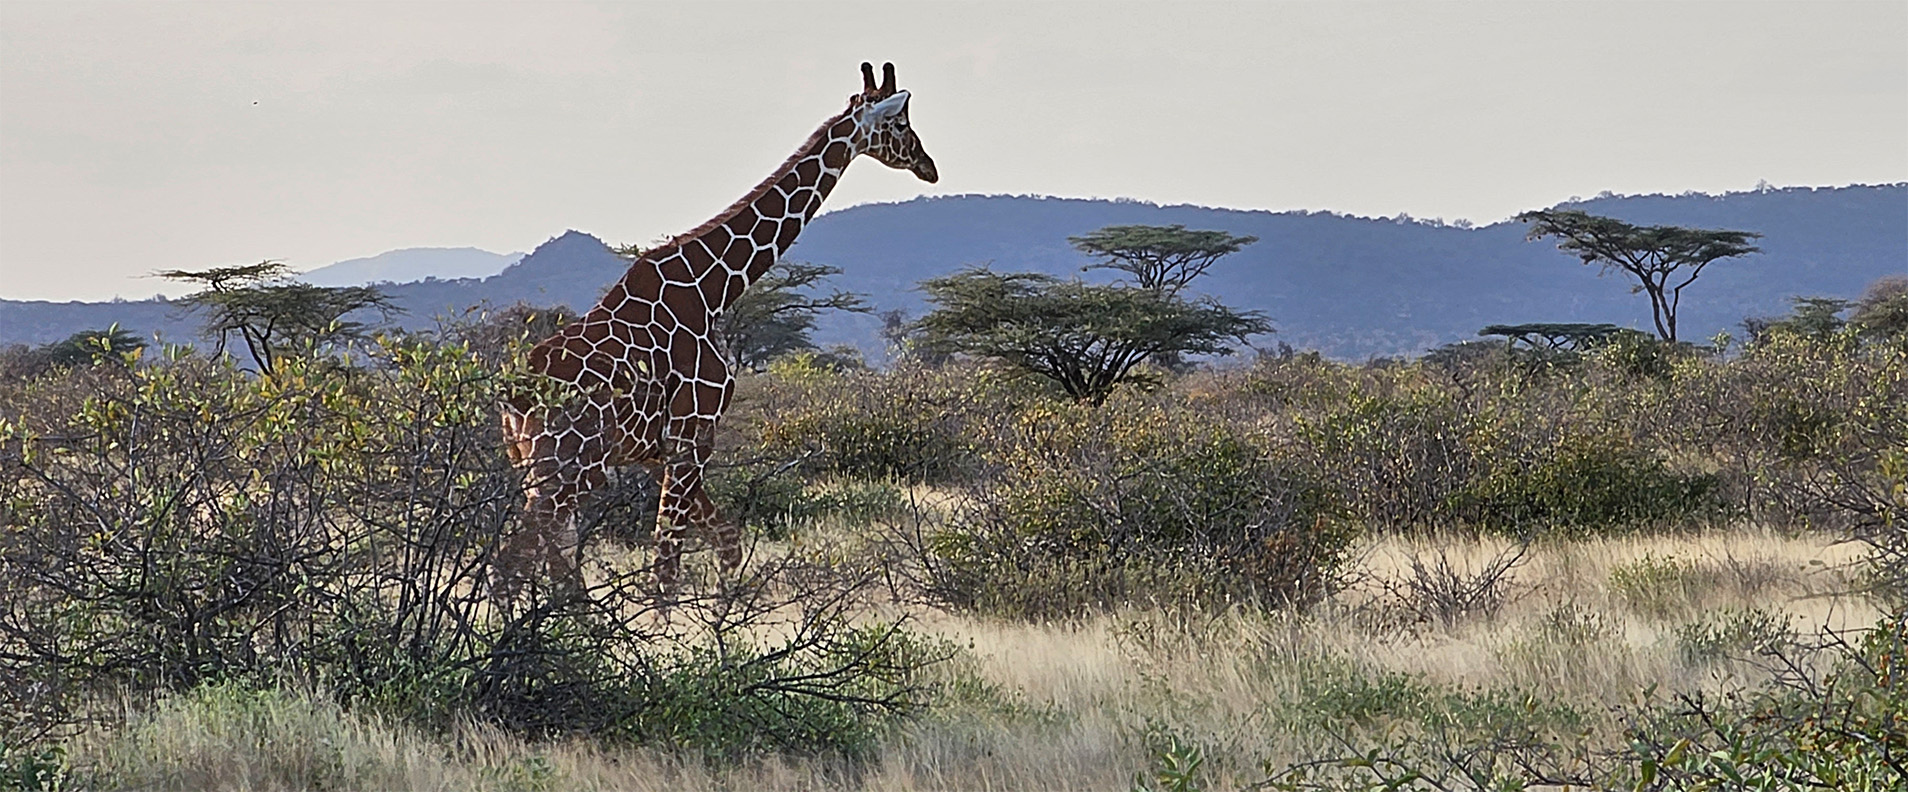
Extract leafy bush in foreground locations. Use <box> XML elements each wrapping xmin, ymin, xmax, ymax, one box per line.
<box><xmin>0</xmin><ymin>338</ymin><xmax>936</xmax><ymax>761</ymax></box>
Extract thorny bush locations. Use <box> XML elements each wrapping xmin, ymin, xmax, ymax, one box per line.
<box><xmin>0</xmin><ymin>333</ymin><xmax>939</xmax><ymax>762</ymax></box>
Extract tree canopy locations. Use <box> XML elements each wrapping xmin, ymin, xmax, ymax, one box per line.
<box><xmin>1850</xmin><ymin>275</ymin><xmax>1908</xmax><ymax>341</ymax></box>
<box><xmin>718</xmin><ymin>262</ymin><xmax>868</xmax><ymax>371</ymax></box>
<box><xmin>1478</xmin><ymin>323</ymin><xmax>1649</xmax><ymax>352</ymax></box>
<box><xmin>43</xmin><ymin>325</ymin><xmax>148</xmax><ymax>368</ymax></box>
<box><xmin>1516</xmin><ymin>210</ymin><xmax>1760</xmax><ymax>343</ymax></box>
<box><xmin>159</xmin><ymin>260</ymin><xmax>398</xmax><ymax>375</ymax></box>
<box><xmin>912</xmin><ymin>269</ymin><xmax>1270</xmax><ymax>404</ymax></box>
<box><xmin>1067</xmin><ymin>224</ymin><xmax>1259</xmax><ymax>296</ymax></box>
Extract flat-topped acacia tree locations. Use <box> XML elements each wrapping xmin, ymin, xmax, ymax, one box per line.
<box><xmin>158</xmin><ymin>260</ymin><xmax>398</xmax><ymax>376</ymax></box>
<box><xmin>913</xmin><ymin>268</ymin><xmax>1269</xmax><ymax>405</ymax></box>
<box><xmin>1067</xmin><ymin>224</ymin><xmax>1259</xmax><ymax>297</ymax></box>
<box><xmin>1516</xmin><ymin>209</ymin><xmax>1761</xmax><ymax>344</ymax></box>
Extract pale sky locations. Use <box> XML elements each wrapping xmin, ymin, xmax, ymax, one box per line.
<box><xmin>1</xmin><ymin>0</ymin><xmax>1903</xmax><ymax>302</ymax></box>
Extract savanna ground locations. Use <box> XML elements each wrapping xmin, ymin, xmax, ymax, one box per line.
<box><xmin>2</xmin><ymin>322</ymin><xmax>1903</xmax><ymax>791</ymax></box>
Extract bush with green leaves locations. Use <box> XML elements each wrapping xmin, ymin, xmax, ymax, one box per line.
<box><xmin>1448</xmin><ymin>433</ymin><xmax>1723</xmax><ymax>536</ymax></box>
<box><xmin>0</xmin><ymin>335</ymin><xmax>938</xmax><ymax>762</ymax></box>
<box><xmin>741</xmin><ymin>359</ymin><xmax>1023</xmax><ymax>483</ymax></box>
<box><xmin>1607</xmin><ymin>554</ymin><xmax>1710</xmax><ymax>619</ymax></box>
<box><xmin>1233</xmin><ymin>353</ymin><xmax>1723</xmax><ymax>537</ymax></box>
<box><xmin>1672</xmin><ymin>607</ymin><xmax>1792</xmax><ymax>664</ymax></box>
<box><xmin>923</xmin><ymin>396</ymin><xmax>1349</xmax><ymax>618</ymax></box>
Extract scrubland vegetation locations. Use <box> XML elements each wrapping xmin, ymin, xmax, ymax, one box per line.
<box><xmin>1</xmin><ymin>307</ymin><xmax>1901</xmax><ymax>791</ymax></box>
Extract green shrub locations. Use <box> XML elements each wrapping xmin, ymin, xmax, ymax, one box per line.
<box><xmin>1608</xmin><ymin>554</ymin><xmax>1710</xmax><ymax>618</ymax></box>
<box><xmin>746</xmin><ymin>363</ymin><xmax>999</xmax><ymax>483</ymax></box>
<box><xmin>1132</xmin><ymin>721</ymin><xmax>1209</xmax><ymax>792</ymax></box>
<box><xmin>0</xmin><ymin>742</ymin><xmax>64</xmax><ymax>792</ymax></box>
<box><xmin>1673</xmin><ymin>607</ymin><xmax>1792</xmax><ymax>663</ymax></box>
<box><xmin>0</xmin><ymin>337</ymin><xmax>937</xmax><ymax>759</ymax></box>
<box><xmin>708</xmin><ymin>466</ymin><xmax>906</xmax><ymax>541</ymax></box>
<box><xmin>1280</xmin><ymin>380</ymin><xmax>1479</xmax><ymax>531</ymax></box>
<box><xmin>1289</xmin><ymin>655</ymin><xmax>1584</xmax><ymax>737</ymax></box>
<box><xmin>1449</xmin><ymin>434</ymin><xmax>1722</xmax><ymax>536</ymax></box>
<box><xmin>1589</xmin><ymin>330</ymin><xmax>1682</xmax><ymax>380</ymax></box>
<box><xmin>615</xmin><ymin>624</ymin><xmax>939</xmax><ymax>759</ymax></box>
<box><xmin>925</xmin><ymin>398</ymin><xmax>1349</xmax><ymax>618</ymax></box>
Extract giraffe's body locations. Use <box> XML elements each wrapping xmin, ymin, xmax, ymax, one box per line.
<box><xmin>496</xmin><ymin>63</ymin><xmax>936</xmax><ymax>593</ymax></box>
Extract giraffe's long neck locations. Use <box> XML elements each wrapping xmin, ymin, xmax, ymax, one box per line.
<box><xmin>611</xmin><ymin>103</ymin><xmax>864</xmax><ymax>318</ymax></box>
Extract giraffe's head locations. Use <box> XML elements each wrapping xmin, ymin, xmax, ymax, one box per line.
<box><xmin>854</xmin><ymin>62</ymin><xmax>938</xmax><ymax>183</ymax></box>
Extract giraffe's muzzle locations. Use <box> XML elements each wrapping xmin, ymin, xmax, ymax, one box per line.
<box><xmin>912</xmin><ymin>154</ymin><xmax>939</xmax><ymax>184</ymax></box>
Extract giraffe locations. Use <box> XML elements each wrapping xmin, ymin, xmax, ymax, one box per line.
<box><xmin>494</xmin><ymin>62</ymin><xmax>937</xmax><ymax>596</ymax></box>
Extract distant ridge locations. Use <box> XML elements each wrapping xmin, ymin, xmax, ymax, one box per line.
<box><xmin>788</xmin><ymin>183</ymin><xmax>1907</xmax><ymax>358</ymax></box>
<box><xmin>299</xmin><ymin>247</ymin><xmax>523</xmax><ymax>287</ymax></box>
<box><xmin>3</xmin><ymin>185</ymin><xmax>1902</xmax><ymax>359</ymax></box>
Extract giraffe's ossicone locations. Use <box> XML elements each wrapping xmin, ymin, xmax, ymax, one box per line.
<box><xmin>494</xmin><ymin>62</ymin><xmax>937</xmax><ymax>597</ymax></box>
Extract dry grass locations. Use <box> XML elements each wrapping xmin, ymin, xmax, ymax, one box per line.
<box><xmin>61</xmin><ymin>528</ymin><xmax>1877</xmax><ymax>791</ymax></box>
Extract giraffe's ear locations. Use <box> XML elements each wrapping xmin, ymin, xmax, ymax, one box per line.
<box><xmin>866</xmin><ymin>90</ymin><xmax>909</xmax><ymax>121</ymax></box>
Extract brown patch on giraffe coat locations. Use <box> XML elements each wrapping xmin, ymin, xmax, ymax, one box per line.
<box><xmin>754</xmin><ymin>189</ymin><xmax>786</xmax><ymax>217</ymax></box>
<box><xmin>657</xmin><ymin>254</ymin><xmax>693</xmax><ymax>282</ymax></box>
<box><xmin>723</xmin><ymin>212</ymin><xmax>754</xmax><ymax>239</ymax></box>
<box><xmin>660</xmin><ymin>286</ymin><xmax>706</xmax><ymax>332</ymax></box>
<box><xmin>666</xmin><ymin>332</ymin><xmax>700</xmax><ymax>371</ymax></box>
<box><xmin>622</xmin><ymin>263</ymin><xmax>664</xmax><ymax>300</ymax></box>
<box><xmin>822</xmin><ymin>141</ymin><xmax>850</xmax><ymax>170</ymax></box>
<box><xmin>775</xmin><ymin>217</ymin><xmax>802</xmax><ymax>248</ymax></box>
<box><xmin>692</xmin><ymin>382</ymin><xmax>725</xmax><ymax>415</ymax></box>
<box><xmin>601</xmin><ymin>282</ymin><xmax>630</xmax><ymax>309</ymax></box>
<box><xmin>683</xmin><ymin>242</ymin><xmax>715</xmax><ymax>271</ymax></box>
<box><xmin>529</xmin><ymin>334</ymin><xmax>589</xmax><ymax>380</ymax></box>
<box><xmin>748</xmin><ymin>248</ymin><xmax>777</xmax><ymax>278</ymax></box>
<box><xmin>750</xmin><ymin>218</ymin><xmax>778</xmax><ymax>246</ymax></box>
<box><xmin>720</xmin><ymin>239</ymin><xmax>752</xmax><ymax>268</ymax></box>
<box><xmin>795</xmin><ymin>158</ymin><xmax>821</xmax><ymax>183</ymax></box>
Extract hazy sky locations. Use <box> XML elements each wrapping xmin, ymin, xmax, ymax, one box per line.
<box><xmin>2</xmin><ymin>1</ymin><xmax>1903</xmax><ymax>301</ymax></box>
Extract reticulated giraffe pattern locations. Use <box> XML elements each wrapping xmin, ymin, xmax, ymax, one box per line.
<box><xmin>495</xmin><ymin>63</ymin><xmax>937</xmax><ymax>594</ymax></box>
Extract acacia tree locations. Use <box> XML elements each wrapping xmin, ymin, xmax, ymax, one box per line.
<box><xmin>42</xmin><ymin>325</ymin><xmax>148</xmax><ymax>368</ymax></box>
<box><xmin>913</xmin><ymin>269</ymin><xmax>1269</xmax><ymax>404</ymax></box>
<box><xmin>159</xmin><ymin>261</ymin><xmax>398</xmax><ymax>375</ymax></box>
<box><xmin>1478</xmin><ymin>323</ymin><xmax>1646</xmax><ymax>353</ymax></box>
<box><xmin>1067</xmin><ymin>224</ymin><xmax>1258</xmax><ymax>296</ymax></box>
<box><xmin>718</xmin><ymin>262</ymin><xmax>868</xmax><ymax>371</ymax></box>
<box><xmin>1850</xmin><ymin>275</ymin><xmax>1908</xmax><ymax>341</ymax></box>
<box><xmin>1516</xmin><ymin>210</ymin><xmax>1760</xmax><ymax>343</ymax></box>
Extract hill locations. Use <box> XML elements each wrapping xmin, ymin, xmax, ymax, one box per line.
<box><xmin>298</xmin><ymin>247</ymin><xmax>523</xmax><ymax>287</ymax></box>
<box><xmin>2</xmin><ymin>185</ymin><xmax>1902</xmax><ymax>359</ymax></box>
<box><xmin>788</xmin><ymin>184</ymin><xmax>1906</xmax><ymax>358</ymax></box>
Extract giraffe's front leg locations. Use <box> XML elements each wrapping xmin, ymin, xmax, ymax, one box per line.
<box><xmin>494</xmin><ymin>399</ymin><xmax>609</xmax><ymax>599</ymax></box>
